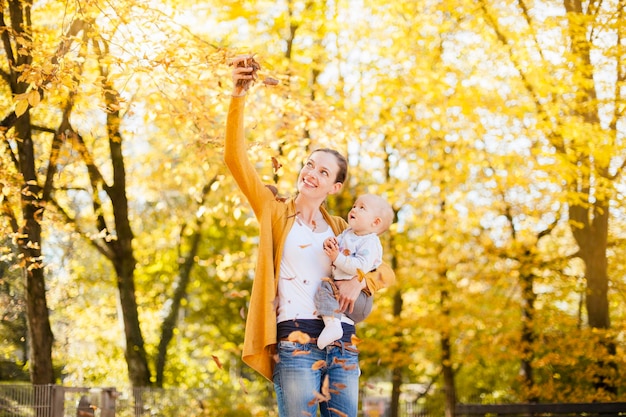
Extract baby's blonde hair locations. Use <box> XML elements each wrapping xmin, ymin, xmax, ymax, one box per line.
<box><xmin>362</xmin><ymin>194</ymin><xmax>394</xmax><ymax>235</ymax></box>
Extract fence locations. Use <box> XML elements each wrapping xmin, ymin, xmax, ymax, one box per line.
<box><xmin>20</xmin><ymin>385</ymin><xmax>626</xmax><ymax>417</ymax></box>
<box><xmin>0</xmin><ymin>385</ymin><xmax>216</xmax><ymax>417</ymax></box>
<box><xmin>0</xmin><ymin>385</ymin><xmax>116</xmax><ymax>417</ymax></box>
<box><xmin>0</xmin><ymin>384</ymin><xmax>433</xmax><ymax>417</ymax></box>
<box><xmin>456</xmin><ymin>402</ymin><xmax>626</xmax><ymax>416</ymax></box>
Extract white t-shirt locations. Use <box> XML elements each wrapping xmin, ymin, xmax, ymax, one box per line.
<box><xmin>277</xmin><ymin>219</ymin><xmax>333</xmax><ymax>323</ymax></box>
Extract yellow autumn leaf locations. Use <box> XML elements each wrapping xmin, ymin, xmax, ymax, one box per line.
<box><xmin>15</xmin><ymin>99</ymin><xmax>29</xmax><ymax>117</ymax></box>
<box><xmin>28</xmin><ymin>89</ymin><xmax>40</xmax><ymax>107</ymax></box>
<box><xmin>287</xmin><ymin>331</ymin><xmax>311</xmax><ymax>344</ymax></box>
<box><xmin>311</xmin><ymin>359</ymin><xmax>326</xmax><ymax>370</ymax></box>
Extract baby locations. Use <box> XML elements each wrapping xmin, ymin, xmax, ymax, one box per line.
<box><xmin>315</xmin><ymin>193</ymin><xmax>394</xmax><ymax>349</ymax></box>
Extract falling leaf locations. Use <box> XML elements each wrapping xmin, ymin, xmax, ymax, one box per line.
<box><xmin>271</xmin><ymin>156</ymin><xmax>282</xmax><ymax>172</ymax></box>
<box><xmin>333</xmin><ymin>357</ymin><xmax>357</xmax><ymax>370</ymax></box>
<box><xmin>311</xmin><ymin>360</ymin><xmax>326</xmax><ymax>370</ymax></box>
<box><xmin>332</xmin><ymin>382</ymin><xmax>347</xmax><ymax>391</ymax></box>
<box><xmin>211</xmin><ymin>355</ymin><xmax>222</xmax><ymax>369</ymax></box>
<box><xmin>351</xmin><ymin>334</ymin><xmax>362</xmax><ymax>346</ymax></box>
<box><xmin>238</xmin><ymin>378</ymin><xmax>248</xmax><ymax>394</ymax></box>
<box><xmin>263</xmin><ymin>77</ymin><xmax>279</xmax><ymax>85</ymax></box>
<box><xmin>342</xmin><ymin>249</ymin><xmax>351</xmax><ymax>256</ymax></box>
<box><xmin>309</xmin><ymin>380</ymin><xmax>331</xmax><ymax>406</ymax></box>
<box><xmin>327</xmin><ymin>407</ymin><xmax>348</xmax><ymax>417</ymax></box>
<box><xmin>299</xmin><ymin>243</ymin><xmax>312</xmax><ymax>249</ymax></box>
<box><xmin>333</xmin><ymin>358</ymin><xmax>346</xmax><ymax>366</ymax></box>
<box><xmin>293</xmin><ymin>350</ymin><xmax>312</xmax><ymax>356</ymax></box>
<box><xmin>321</xmin><ymin>374</ymin><xmax>330</xmax><ymax>399</ymax></box>
<box><xmin>228</xmin><ymin>290</ymin><xmax>247</xmax><ymax>298</ymax></box>
<box><xmin>288</xmin><ymin>331</ymin><xmax>311</xmax><ymax>344</ymax></box>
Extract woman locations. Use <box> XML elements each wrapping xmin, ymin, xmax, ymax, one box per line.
<box><xmin>224</xmin><ymin>56</ymin><xmax>395</xmax><ymax>417</ymax></box>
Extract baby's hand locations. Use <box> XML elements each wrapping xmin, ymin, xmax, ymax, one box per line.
<box><xmin>323</xmin><ymin>237</ymin><xmax>339</xmax><ymax>261</ymax></box>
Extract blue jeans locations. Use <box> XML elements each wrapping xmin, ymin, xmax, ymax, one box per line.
<box><xmin>273</xmin><ymin>340</ymin><xmax>360</xmax><ymax>417</ymax></box>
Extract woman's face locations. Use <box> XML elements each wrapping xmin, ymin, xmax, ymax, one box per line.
<box><xmin>297</xmin><ymin>151</ymin><xmax>343</xmax><ymax>199</ymax></box>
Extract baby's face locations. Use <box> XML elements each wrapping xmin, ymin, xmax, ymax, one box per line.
<box><xmin>347</xmin><ymin>195</ymin><xmax>380</xmax><ymax>235</ymax></box>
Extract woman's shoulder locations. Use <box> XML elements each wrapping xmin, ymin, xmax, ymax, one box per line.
<box><xmin>269</xmin><ymin>194</ymin><xmax>296</xmax><ymax>221</ymax></box>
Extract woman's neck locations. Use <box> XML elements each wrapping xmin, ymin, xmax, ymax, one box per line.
<box><xmin>294</xmin><ymin>195</ymin><xmax>324</xmax><ymax>225</ymax></box>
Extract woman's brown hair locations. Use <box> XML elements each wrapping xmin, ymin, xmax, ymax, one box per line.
<box><xmin>311</xmin><ymin>148</ymin><xmax>348</xmax><ymax>184</ymax></box>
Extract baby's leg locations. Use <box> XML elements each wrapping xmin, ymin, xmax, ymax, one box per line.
<box><xmin>317</xmin><ymin>316</ymin><xmax>343</xmax><ymax>349</ymax></box>
<box><xmin>315</xmin><ymin>280</ymin><xmax>344</xmax><ymax>349</ymax></box>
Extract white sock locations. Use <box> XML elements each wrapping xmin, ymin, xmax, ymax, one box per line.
<box><xmin>317</xmin><ymin>316</ymin><xmax>343</xmax><ymax>349</ymax></box>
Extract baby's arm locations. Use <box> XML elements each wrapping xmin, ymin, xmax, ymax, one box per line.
<box><xmin>333</xmin><ymin>236</ymin><xmax>381</xmax><ymax>279</ymax></box>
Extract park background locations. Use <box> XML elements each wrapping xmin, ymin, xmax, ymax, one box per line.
<box><xmin>1</xmin><ymin>0</ymin><xmax>625</xmax><ymax>416</ymax></box>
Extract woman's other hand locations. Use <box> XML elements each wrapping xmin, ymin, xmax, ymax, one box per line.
<box><xmin>335</xmin><ymin>277</ymin><xmax>367</xmax><ymax>314</ymax></box>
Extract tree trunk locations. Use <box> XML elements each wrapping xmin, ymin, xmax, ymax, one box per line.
<box><xmin>45</xmin><ymin>31</ymin><xmax>152</xmax><ymax>388</ymax></box>
<box><xmin>570</xmin><ymin>199</ymin><xmax>615</xmax><ymax>393</ymax></box>
<box><xmin>2</xmin><ymin>0</ymin><xmax>55</xmax><ymax>386</ymax></box>
<box><xmin>14</xmin><ymin>114</ymin><xmax>55</xmax><ymax>385</ymax></box>
<box><xmin>519</xmin><ymin>264</ymin><xmax>537</xmax><ymax>402</ymax></box>
<box><xmin>562</xmin><ymin>0</ymin><xmax>611</xmax><ymax>334</ymax></box>
<box><xmin>389</xmin><ymin>289</ymin><xmax>403</xmax><ymax>417</ymax></box>
<box><xmin>440</xmin><ymin>286</ymin><xmax>456</xmax><ymax>417</ymax></box>
<box><xmin>104</xmin><ymin>83</ymin><xmax>150</xmax><ymax>387</ymax></box>
<box><xmin>155</xmin><ymin>179</ymin><xmax>216</xmax><ymax>386</ymax></box>
<box><xmin>384</xmin><ymin>222</ymin><xmax>404</xmax><ymax>417</ymax></box>
<box><xmin>114</xmin><ymin>258</ymin><xmax>150</xmax><ymax>387</ymax></box>
<box><xmin>582</xmin><ymin>203</ymin><xmax>609</xmax><ymax>330</ymax></box>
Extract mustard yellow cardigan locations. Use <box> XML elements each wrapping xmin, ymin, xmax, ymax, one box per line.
<box><xmin>224</xmin><ymin>96</ymin><xmax>395</xmax><ymax>381</ymax></box>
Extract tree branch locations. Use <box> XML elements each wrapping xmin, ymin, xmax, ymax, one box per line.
<box><xmin>47</xmin><ymin>198</ymin><xmax>115</xmax><ymax>260</ymax></box>
<box><xmin>1</xmin><ymin>114</ymin><xmax>19</xmax><ymax>170</ymax></box>
<box><xmin>481</xmin><ymin>0</ymin><xmax>566</xmax><ymax>154</ymax></box>
<box><xmin>0</xmin><ymin>183</ymin><xmax>19</xmax><ymax>233</ymax></box>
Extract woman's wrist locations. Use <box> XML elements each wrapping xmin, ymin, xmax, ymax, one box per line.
<box><xmin>359</xmin><ymin>276</ymin><xmax>367</xmax><ymax>289</ymax></box>
<box><xmin>231</xmin><ymin>84</ymin><xmax>247</xmax><ymax>97</ymax></box>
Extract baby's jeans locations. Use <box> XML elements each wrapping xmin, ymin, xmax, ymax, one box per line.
<box><xmin>315</xmin><ymin>280</ymin><xmax>373</xmax><ymax>322</ymax></box>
